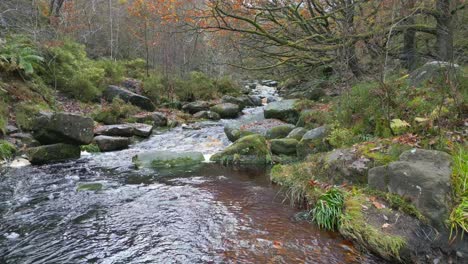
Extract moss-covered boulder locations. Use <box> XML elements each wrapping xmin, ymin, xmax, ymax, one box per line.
<box><xmin>297</xmin><ymin>126</ymin><xmax>330</xmax><ymax>158</ymax></box>
<box><xmin>270</xmin><ymin>138</ymin><xmax>298</xmax><ymax>156</ymax></box>
<box><xmin>265</xmin><ymin>124</ymin><xmax>296</xmax><ymax>139</ymax></box>
<box><xmin>94</xmin><ymin>123</ymin><xmax>153</xmax><ymax>138</ymax></box>
<box><xmin>286</xmin><ymin>127</ymin><xmax>308</xmax><ymax>141</ymax></box>
<box><xmin>211</xmin><ymin>134</ymin><xmax>271</xmax><ymax>164</ymax></box>
<box><xmin>210</xmin><ymin>103</ymin><xmax>241</xmax><ymax>119</ymax></box>
<box><xmin>222</xmin><ymin>95</ymin><xmax>262</xmax><ymax>109</ymax></box>
<box><xmin>132</xmin><ymin>151</ymin><xmax>205</xmax><ymax>168</ymax></box>
<box><xmin>32</xmin><ymin>112</ymin><xmax>95</xmax><ymax>145</ymax></box>
<box><xmin>264</xmin><ymin>99</ymin><xmax>300</xmax><ymax>124</ymax></box>
<box><xmin>26</xmin><ymin>143</ymin><xmax>81</xmax><ymax>165</ymax></box>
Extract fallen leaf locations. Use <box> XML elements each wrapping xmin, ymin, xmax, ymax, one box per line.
<box><xmin>382</xmin><ymin>223</ymin><xmax>390</xmax><ymax>228</ymax></box>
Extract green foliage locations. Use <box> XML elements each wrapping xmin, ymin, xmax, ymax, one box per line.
<box><xmin>296</xmin><ymin>109</ymin><xmax>329</xmax><ymax>129</ymax></box>
<box><xmin>450</xmin><ymin>145</ymin><xmax>468</xmax><ymax>238</ymax></box>
<box><xmin>14</xmin><ymin>102</ymin><xmax>50</xmax><ymax>130</ymax></box>
<box><xmin>95</xmin><ymin>59</ymin><xmax>125</xmax><ymax>84</ymax></box>
<box><xmin>327</xmin><ymin>125</ymin><xmax>355</xmax><ymax>148</ymax></box>
<box><xmin>80</xmin><ymin>144</ymin><xmax>101</xmax><ymax>153</ymax></box>
<box><xmin>311</xmin><ymin>188</ymin><xmax>344</xmax><ymax>231</ymax></box>
<box><xmin>44</xmin><ymin>39</ymin><xmax>104</xmax><ymax>101</ymax></box>
<box><xmin>0</xmin><ymin>140</ymin><xmax>16</xmax><ymax>161</ymax></box>
<box><xmin>358</xmin><ymin>142</ymin><xmax>410</xmax><ymax>166</ymax></box>
<box><xmin>214</xmin><ymin>76</ymin><xmax>240</xmax><ymax>95</ymax></box>
<box><xmin>0</xmin><ymin>35</ymin><xmax>43</xmax><ymax>75</ymax></box>
<box><xmin>93</xmin><ymin>98</ymin><xmax>140</xmax><ymax>125</ymax></box>
<box><xmin>390</xmin><ymin>119</ymin><xmax>410</xmax><ymax>135</ymax></box>
<box><xmin>142</xmin><ymin>73</ymin><xmax>168</xmax><ymax>103</ymax></box>
<box><xmin>123</xmin><ymin>59</ymin><xmax>147</xmax><ymax>79</ymax></box>
<box><xmin>0</xmin><ymin>98</ymin><xmax>7</xmax><ymax>135</ymax></box>
<box><xmin>175</xmin><ymin>71</ymin><xmax>216</xmax><ymax>101</ymax></box>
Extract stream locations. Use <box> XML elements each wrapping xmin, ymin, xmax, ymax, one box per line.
<box><xmin>0</xmin><ymin>85</ymin><xmax>384</xmax><ymax>263</ymax></box>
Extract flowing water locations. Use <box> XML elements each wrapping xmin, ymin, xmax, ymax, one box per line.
<box><xmin>0</xmin><ymin>86</ymin><xmax>384</xmax><ymax>263</ymax></box>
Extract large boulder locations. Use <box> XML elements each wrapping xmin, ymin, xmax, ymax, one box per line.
<box><xmin>368</xmin><ymin>149</ymin><xmax>452</xmax><ymax>230</ymax></box>
<box><xmin>103</xmin><ymin>85</ymin><xmax>155</xmax><ymax>111</ymax></box>
<box><xmin>265</xmin><ymin>124</ymin><xmax>296</xmax><ymax>139</ymax></box>
<box><xmin>224</xmin><ymin>112</ymin><xmax>287</xmax><ymax>142</ymax></box>
<box><xmin>270</xmin><ymin>138</ymin><xmax>298</xmax><ymax>156</ymax></box>
<box><xmin>133</xmin><ymin>151</ymin><xmax>205</xmax><ymax>168</ymax></box>
<box><xmin>193</xmin><ymin>111</ymin><xmax>221</xmax><ymax>121</ymax></box>
<box><xmin>280</xmin><ymin>80</ymin><xmax>326</xmax><ymax>101</ymax></box>
<box><xmin>410</xmin><ymin>61</ymin><xmax>461</xmax><ymax>87</ymax></box>
<box><xmin>210</xmin><ymin>103</ymin><xmax>241</xmax><ymax>119</ymax></box>
<box><xmin>297</xmin><ymin>126</ymin><xmax>330</xmax><ymax>158</ymax></box>
<box><xmin>211</xmin><ymin>134</ymin><xmax>271</xmax><ymax>164</ymax></box>
<box><xmin>94</xmin><ymin>123</ymin><xmax>153</xmax><ymax>138</ymax></box>
<box><xmin>94</xmin><ymin>136</ymin><xmax>130</xmax><ymax>152</ymax></box>
<box><xmin>133</xmin><ymin>112</ymin><xmax>168</xmax><ymax>127</ymax></box>
<box><xmin>182</xmin><ymin>101</ymin><xmax>210</xmax><ymax>114</ymax></box>
<box><xmin>286</xmin><ymin>127</ymin><xmax>308</xmax><ymax>141</ymax></box>
<box><xmin>324</xmin><ymin>148</ymin><xmax>372</xmax><ymax>184</ymax></box>
<box><xmin>32</xmin><ymin>112</ymin><xmax>94</xmax><ymax>145</ymax></box>
<box><xmin>26</xmin><ymin>143</ymin><xmax>81</xmax><ymax>165</ymax></box>
<box><xmin>264</xmin><ymin>99</ymin><xmax>300</xmax><ymax>124</ymax></box>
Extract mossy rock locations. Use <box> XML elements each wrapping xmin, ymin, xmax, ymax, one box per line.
<box><xmin>270</xmin><ymin>138</ymin><xmax>298</xmax><ymax>156</ymax></box>
<box><xmin>297</xmin><ymin>126</ymin><xmax>331</xmax><ymax>158</ymax></box>
<box><xmin>265</xmin><ymin>124</ymin><xmax>296</xmax><ymax>139</ymax></box>
<box><xmin>15</xmin><ymin>103</ymin><xmax>51</xmax><ymax>131</ymax></box>
<box><xmin>26</xmin><ymin>143</ymin><xmax>81</xmax><ymax>165</ymax></box>
<box><xmin>286</xmin><ymin>127</ymin><xmax>308</xmax><ymax>141</ymax></box>
<box><xmin>132</xmin><ymin>151</ymin><xmax>205</xmax><ymax>169</ymax></box>
<box><xmin>264</xmin><ymin>99</ymin><xmax>300</xmax><ymax>124</ymax></box>
<box><xmin>211</xmin><ymin>134</ymin><xmax>272</xmax><ymax>164</ymax></box>
<box><xmin>77</xmin><ymin>183</ymin><xmax>103</xmax><ymax>192</ymax></box>
<box><xmin>210</xmin><ymin>103</ymin><xmax>241</xmax><ymax>119</ymax></box>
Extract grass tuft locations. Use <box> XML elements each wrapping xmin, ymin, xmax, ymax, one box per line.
<box><xmin>311</xmin><ymin>188</ymin><xmax>344</xmax><ymax>230</ymax></box>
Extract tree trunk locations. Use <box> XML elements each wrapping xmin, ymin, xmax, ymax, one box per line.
<box><xmin>435</xmin><ymin>0</ymin><xmax>453</xmax><ymax>61</ymax></box>
<box><xmin>402</xmin><ymin>0</ymin><xmax>417</xmax><ymax>71</ymax></box>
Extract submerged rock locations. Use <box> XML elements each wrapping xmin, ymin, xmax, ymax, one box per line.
<box><xmin>94</xmin><ymin>123</ymin><xmax>153</xmax><ymax>138</ymax></box>
<box><xmin>132</xmin><ymin>151</ymin><xmax>205</xmax><ymax>168</ymax></box>
<box><xmin>26</xmin><ymin>143</ymin><xmax>81</xmax><ymax>165</ymax></box>
<box><xmin>368</xmin><ymin>149</ymin><xmax>453</xmax><ymax>230</ymax></box>
<box><xmin>297</xmin><ymin>126</ymin><xmax>330</xmax><ymax>158</ymax></box>
<box><xmin>211</xmin><ymin>134</ymin><xmax>271</xmax><ymax>164</ymax></box>
<box><xmin>270</xmin><ymin>138</ymin><xmax>298</xmax><ymax>156</ymax></box>
<box><xmin>32</xmin><ymin>112</ymin><xmax>94</xmax><ymax>145</ymax></box>
<box><xmin>94</xmin><ymin>135</ymin><xmax>130</xmax><ymax>152</ymax></box>
<box><xmin>210</xmin><ymin>103</ymin><xmax>241</xmax><ymax>119</ymax></box>
<box><xmin>103</xmin><ymin>85</ymin><xmax>155</xmax><ymax>111</ymax></box>
<box><xmin>264</xmin><ymin>99</ymin><xmax>300</xmax><ymax>124</ymax></box>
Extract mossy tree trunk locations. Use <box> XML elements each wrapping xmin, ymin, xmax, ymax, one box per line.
<box><xmin>435</xmin><ymin>0</ymin><xmax>454</xmax><ymax>61</ymax></box>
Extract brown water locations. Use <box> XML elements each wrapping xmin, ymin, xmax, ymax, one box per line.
<box><xmin>0</xmin><ymin>106</ymin><xmax>384</xmax><ymax>263</ymax></box>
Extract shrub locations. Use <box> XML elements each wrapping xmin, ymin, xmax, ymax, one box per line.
<box><xmin>175</xmin><ymin>71</ymin><xmax>216</xmax><ymax>101</ymax></box>
<box><xmin>142</xmin><ymin>73</ymin><xmax>168</xmax><ymax>103</ymax></box>
<box><xmin>93</xmin><ymin>98</ymin><xmax>140</xmax><ymax>125</ymax></box>
<box><xmin>43</xmin><ymin>39</ymin><xmax>104</xmax><ymax>101</ymax></box>
<box><xmin>123</xmin><ymin>59</ymin><xmax>147</xmax><ymax>79</ymax></box>
<box><xmin>80</xmin><ymin>144</ymin><xmax>101</xmax><ymax>153</ymax></box>
<box><xmin>14</xmin><ymin>102</ymin><xmax>50</xmax><ymax>130</ymax></box>
<box><xmin>311</xmin><ymin>188</ymin><xmax>344</xmax><ymax>231</ymax></box>
<box><xmin>95</xmin><ymin>59</ymin><xmax>125</xmax><ymax>84</ymax></box>
<box><xmin>0</xmin><ymin>35</ymin><xmax>43</xmax><ymax>75</ymax></box>
<box><xmin>327</xmin><ymin>125</ymin><xmax>355</xmax><ymax>148</ymax></box>
<box><xmin>214</xmin><ymin>76</ymin><xmax>240</xmax><ymax>95</ymax></box>
<box><xmin>0</xmin><ymin>140</ymin><xmax>16</xmax><ymax>161</ymax></box>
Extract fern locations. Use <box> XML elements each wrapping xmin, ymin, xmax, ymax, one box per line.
<box><xmin>0</xmin><ymin>36</ymin><xmax>43</xmax><ymax>75</ymax></box>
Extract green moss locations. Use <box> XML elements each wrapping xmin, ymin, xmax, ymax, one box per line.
<box><xmin>296</xmin><ymin>110</ymin><xmax>329</xmax><ymax>129</ymax></box>
<box><xmin>80</xmin><ymin>144</ymin><xmax>101</xmax><ymax>153</ymax></box>
<box><xmin>327</xmin><ymin>126</ymin><xmax>355</xmax><ymax>148</ymax></box>
<box><xmin>211</xmin><ymin>134</ymin><xmax>272</xmax><ymax>164</ymax></box>
<box><xmin>0</xmin><ymin>140</ymin><xmax>16</xmax><ymax>161</ymax></box>
<box><xmin>77</xmin><ymin>183</ymin><xmax>103</xmax><ymax>192</ymax></box>
<box><xmin>15</xmin><ymin>102</ymin><xmax>50</xmax><ymax>130</ymax></box>
<box><xmin>340</xmin><ymin>193</ymin><xmax>406</xmax><ymax>260</ymax></box>
<box><xmin>358</xmin><ymin>142</ymin><xmax>410</xmax><ymax>166</ymax></box>
<box><xmin>364</xmin><ymin>188</ymin><xmax>425</xmax><ymax>220</ymax></box>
